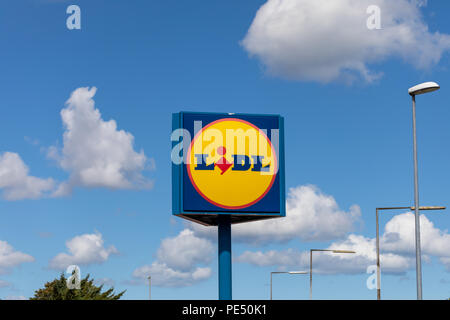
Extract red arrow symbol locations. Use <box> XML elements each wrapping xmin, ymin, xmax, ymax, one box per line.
<box><xmin>215</xmin><ymin>146</ymin><xmax>233</xmax><ymax>175</ymax></box>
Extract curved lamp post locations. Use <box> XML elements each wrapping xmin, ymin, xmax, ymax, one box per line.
<box><xmin>375</xmin><ymin>206</ymin><xmax>445</xmax><ymax>300</ymax></box>
<box><xmin>147</xmin><ymin>275</ymin><xmax>151</xmax><ymax>300</ymax></box>
<box><xmin>309</xmin><ymin>249</ymin><xmax>355</xmax><ymax>300</ymax></box>
<box><xmin>408</xmin><ymin>81</ymin><xmax>440</xmax><ymax>300</ymax></box>
<box><xmin>270</xmin><ymin>271</ymin><xmax>308</xmax><ymax>300</ymax></box>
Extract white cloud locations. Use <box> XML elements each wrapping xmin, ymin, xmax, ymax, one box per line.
<box><xmin>236</xmin><ymin>212</ymin><xmax>450</xmax><ymax>275</ymax></box>
<box><xmin>242</xmin><ymin>0</ymin><xmax>450</xmax><ymax>83</ymax></box>
<box><xmin>3</xmin><ymin>295</ymin><xmax>27</xmax><ymax>300</ymax></box>
<box><xmin>235</xmin><ymin>248</ymin><xmax>303</xmax><ymax>268</ymax></box>
<box><xmin>132</xmin><ymin>229</ymin><xmax>214</xmax><ymax>287</ymax></box>
<box><xmin>50</xmin><ymin>87</ymin><xmax>152</xmax><ymax>196</ymax></box>
<box><xmin>0</xmin><ymin>279</ymin><xmax>12</xmax><ymax>288</ymax></box>
<box><xmin>95</xmin><ymin>277</ymin><xmax>115</xmax><ymax>287</ymax></box>
<box><xmin>0</xmin><ymin>241</ymin><xmax>34</xmax><ymax>274</ymax></box>
<box><xmin>440</xmin><ymin>257</ymin><xmax>450</xmax><ymax>272</ymax></box>
<box><xmin>192</xmin><ymin>185</ymin><xmax>361</xmax><ymax>244</ymax></box>
<box><xmin>132</xmin><ymin>262</ymin><xmax>212</xmax><ymax>288</ymax></box>
<box><xmin>0</xmin><ymin>152</ymin><xmax>55</xmax><ymax>200</ymax></box>
<box><xmin>327</xmin><ymin>234</ymin><xmax>413</xmax><ymax>274</ymax></box>
<box><xmin>381</xmin><ymin>212</ymin><xmax>450</xmax><ymax>259</ymax></box>
<box><xmin>236</xmin><ymin>234</ymin><xmax>413</xmax><ymax>275</ymax></box>
<box><xmin>49</xmin><ymin>232</ymin><xmax>118</xmax><ymax>270</ymax></box>
<box><xmin>156</xmin><ymin>229</ymin><xmax>214</xmax><ymax>272</ymax></box>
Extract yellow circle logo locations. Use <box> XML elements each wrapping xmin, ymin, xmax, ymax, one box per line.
<box><xmin>187</xmin><ymin>118</ymin><xmax>277</xmax><ymax>209</ymax></box>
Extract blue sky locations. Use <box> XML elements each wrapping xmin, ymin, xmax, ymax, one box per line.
<box><xmin>1</xmin><ymin>0</ymin><xmax>450</xmax><ymax>300</ymax></box>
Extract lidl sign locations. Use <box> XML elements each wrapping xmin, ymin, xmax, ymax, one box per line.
<box><xmin>172</xmin><ymin>112</ymin><xmax>285</xmax><ymax>226</ymax></box>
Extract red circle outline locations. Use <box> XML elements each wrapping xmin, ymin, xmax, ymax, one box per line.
<box><xmin>186</xmin><ymin>118</ymin><xmax>278</xmax><ymax>210</ymax></box>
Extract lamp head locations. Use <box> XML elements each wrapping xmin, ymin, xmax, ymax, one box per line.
<box><xmin>288</xmin><ymin>271</ymin><xmax>308</xmax><ymax>274</ymax></box>
<box><xmin>332</xmin><ymin>250</ymin><xmax>355</xmax><ymax>254</ymax></box>
<box><xmin>408</xmin><ymin>82</ymin><xmax>440</xmax><ymax>96</ymax></box>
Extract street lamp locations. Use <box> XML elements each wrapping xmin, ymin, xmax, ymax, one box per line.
<box><xmin>270</xmin><ymin>271</ymin><xmax>308</xmax><ymax>300</ymax></box>
<box><xmin>309</xmin><ymin>249</ymin><xmax>355</xmax><ymax>300</ymax></box>
<box><xmin>408</xmin><ymin>82</ymin><xmax>440</xmax><ymax>96</ymax></box>
<box><xmin>375</xmin><ymin>206</ymin><xmax>445</xmax><ymax>300</ymax></box>
<box><xmin>408</xmin><ymin>81</ymin><xmax>441</xmax><ymax>300</ymax></box>
<box><xmin>148</xmin><ymin>275</ymin><xmax>151</xmax><ymax>300</ymax></box>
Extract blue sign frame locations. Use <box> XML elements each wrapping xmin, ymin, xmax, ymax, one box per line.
<box><xmin>172</xmin><ymin>111</ymin><xmax>285</xmax><ymax>226</ymax></box>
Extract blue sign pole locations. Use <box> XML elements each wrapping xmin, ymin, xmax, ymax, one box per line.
<box><xmin>218</xmin><ymin>215</ymin><xmax>232</xmax><ymax>300</ymax></box>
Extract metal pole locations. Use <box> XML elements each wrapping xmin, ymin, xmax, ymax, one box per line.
<box><xmin>412</xmin><ymin>94</ymin><xmax>423</xmax><ymax>300</ymax></box>
<box><xmin>148</xmin><ymin>276</ymin><xmax>151</xmax><ymax>300</ymax></box>
<box><xmin>375</xmin><ymin>206</ymin><xmax>444</xmax><ymax>300</ymax></box>
<box><xmin>270</xmin><ymin>271</ymin><xmax>308</xmax><ymax>299</ymax></box>
<box><xmin>218</xmin><ymin>215</ymin><xmax>232</xmax><ymax>300</ymax></box>
<box><xmin>270</xmin><ymin>272</ymin><xmax>273</xmax><ymax>300</ymax></box>
<box><xmin>309</xmin><ymin>250</ymin><xmax>312</xmax><ymax>300</ymax></box>
<box><xmin>376</xmin><ymin>209</ymin><xmax>381</xmax><ymax>300</ymax></box>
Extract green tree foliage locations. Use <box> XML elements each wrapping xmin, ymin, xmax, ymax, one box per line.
<box><xmin>31</xmin><ymin>273</ymin><xmax>125</xmax><ymax>300</ymax></box>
